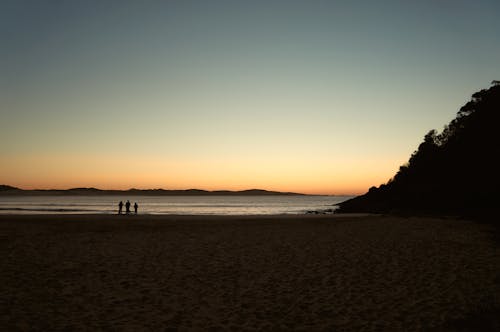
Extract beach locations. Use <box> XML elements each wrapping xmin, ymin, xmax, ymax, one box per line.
<box><xmin>1</xmin><ymin>214</ymin><xmax>499</xmax><ymax>331</ymax></box>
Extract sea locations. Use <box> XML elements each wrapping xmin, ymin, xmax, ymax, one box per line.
<box><xmin>0</xmin><ymin>195</ymin><xmax>353</xmax><ymax>215</ymax></box>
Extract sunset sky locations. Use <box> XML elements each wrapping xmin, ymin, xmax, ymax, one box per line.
<box><xmin>1</xmin><ymin>0</ymin><xmax>499</xmax><ymax>194</ymax></box>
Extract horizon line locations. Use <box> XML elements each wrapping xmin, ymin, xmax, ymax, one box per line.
<box><xmin>0</xmin><ymin>184</ymin><xmax>357</xmax><ymax>196</ymax></box>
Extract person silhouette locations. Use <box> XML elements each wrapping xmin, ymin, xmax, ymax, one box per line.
<box><xmin>118</xmin><ymin>201</ymin><xmax>123</xmax><ymax>214</ymax></box>
<box><xmin>125</xmin><ymin>200</ymin><xmax>131</xmax><ymax>214</ymax></box>
<box><xmin>134</xmin><ymin>202</ymin><xmax>138</xmax><ymax>214</ymax></box>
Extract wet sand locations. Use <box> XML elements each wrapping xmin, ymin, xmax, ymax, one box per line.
<box><xmin>1</xmin><ymin>214</ymin><xmax>499</xmax><ymax>331</ymax></box>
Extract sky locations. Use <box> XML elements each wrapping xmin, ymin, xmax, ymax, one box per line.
<box><xmin>1</xmin><ymin>0</ymin><xmax>499</xmax><ymax>195</ymax></box>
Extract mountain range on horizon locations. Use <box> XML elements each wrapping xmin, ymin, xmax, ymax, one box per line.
<box><xmin>0</xmin><ymin>185</ymin><xmax>306</xmax><ymax>196</ymax></box>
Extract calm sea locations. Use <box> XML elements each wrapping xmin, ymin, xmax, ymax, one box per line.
<box><xmin>0</xmin><ymin>195</ymin><xmax>353</xmax><ymax>215</ymax></box>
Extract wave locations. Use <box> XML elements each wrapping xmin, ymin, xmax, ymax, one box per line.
<box><xmin>0</xmin><ymin>207</ymin><xmax>105</xmax><ymax>213</ymax></box>
<box><xmin>0</xmin><ymin>203</ymin><xmax>112</xmax><ymax>207</ymax></box>
<box><xmin>0</xmin><ymin>195</ymin><xmax>351</xmax><ymax>215</ymax></box>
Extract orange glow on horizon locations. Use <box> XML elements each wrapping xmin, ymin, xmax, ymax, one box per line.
<box><xmin>0</xmin><ymin>152</ymin><xmax>403</xmax><ymax>195</ymax></box>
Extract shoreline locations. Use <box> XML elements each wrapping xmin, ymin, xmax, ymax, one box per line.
<box><xmin>0</xmin><ymin>213</ymin><xmax>380</xmax><ymax>225</ymax></box>
<box><xmin>0</xmin><ymin>195</ymin><xmax>352</xmax><ymax>216</ymax></box>
<box><xmin>0</xmin><ymin>212</ymin><xmax>373</xmax><ymax>217</ymax></box>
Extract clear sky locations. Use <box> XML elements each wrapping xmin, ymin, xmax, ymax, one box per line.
<box><xmin>1</xmin><ymin>0</ymin><xmax>499</xmax><ymax>194</ymax></box>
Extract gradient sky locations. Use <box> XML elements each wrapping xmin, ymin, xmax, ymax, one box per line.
<box><xmin>1</xmin><ymin>0</ymin><xmax>499</xmax><ymax>194</ymax></box>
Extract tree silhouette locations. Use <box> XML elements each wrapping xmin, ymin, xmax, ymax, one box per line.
<box><xmin>337</xmin><ymin>82</ymin><xmax>500</xmax><ymax>217</ymax></box>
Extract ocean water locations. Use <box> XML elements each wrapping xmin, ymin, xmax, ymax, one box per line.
<box><xmin>0</xmin><ymin>195</ymin><xmax>353</xmax><ymax>215</ymax></box>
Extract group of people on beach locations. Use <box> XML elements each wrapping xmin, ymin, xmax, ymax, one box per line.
<box><xmin>118</xmin><ymin>200</ymin><xmax>138</xmax><ymax>215</ymax></box>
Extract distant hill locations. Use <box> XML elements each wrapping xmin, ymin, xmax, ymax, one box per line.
<box><xmin>0</xmin><ymin>186</ymin><xmax>305</xmax><ymax>196</ymax></box>
<box><xmin>0</xmin><ymin>185</ymin><xmax>20</xmax><ymax>191</ymax></box>
<box><xmin>337</xmin><ymin>81</ymin><xmax>500</xmax><ymax>217</ymax></box>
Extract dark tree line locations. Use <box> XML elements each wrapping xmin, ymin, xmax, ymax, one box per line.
<box><xmin>337</xmin><ymin>81</ymin><xmax>500</xmax><ymax>217</ymax></box>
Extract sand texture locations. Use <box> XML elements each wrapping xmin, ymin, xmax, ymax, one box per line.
<box><xmin>1</xmin><ymin>214</ymin><xmax>500</xmax><ymax>331</ymax></box>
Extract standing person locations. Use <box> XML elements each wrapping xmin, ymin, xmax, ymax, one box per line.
<box><xmin>125</xmin><ymin>200</ymin><xmax>131</xmax><ymax>214</ymax></box>
<box><xmin>118</xmin><ymin>201</ymin><xmax>123</xmax><ymax>214</ymax></box>
<box><xmin>134</xmin><ymin>202</ymin><xmax>138</xmax><ymax>214</ymax></box>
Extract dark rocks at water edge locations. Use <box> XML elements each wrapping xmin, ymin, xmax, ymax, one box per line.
<box><xmin>306</xmin><ymin>208</ymin><xmax>336</xmax><ymax>215</ymax></box>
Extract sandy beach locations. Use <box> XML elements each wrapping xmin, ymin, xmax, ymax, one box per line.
<box><xmin>1</xmin><ymin>214</ymin><xmax>499</xmax><ymax>331</ymax></box>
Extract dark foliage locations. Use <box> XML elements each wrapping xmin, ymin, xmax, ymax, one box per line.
<box><xmin>337</xmin><ymin>82</ymin><xmax>500</xmax><ymax>217</ymax></box>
